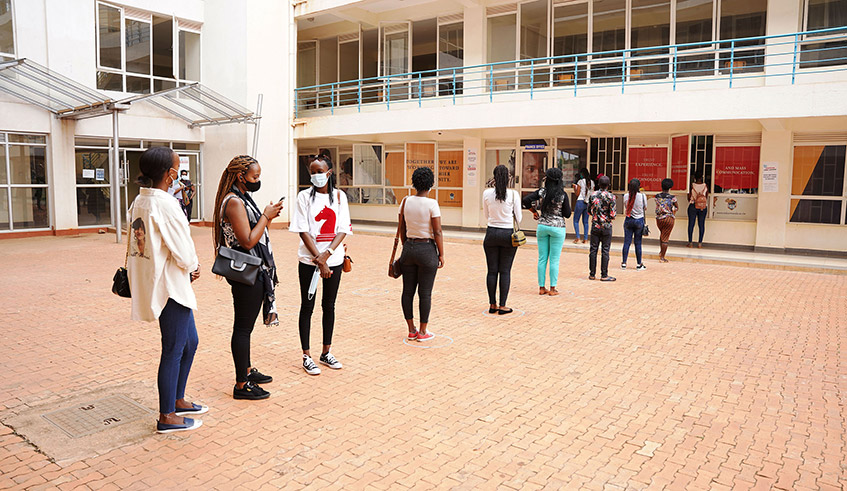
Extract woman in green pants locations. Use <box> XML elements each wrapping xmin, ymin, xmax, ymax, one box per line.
<box><xmin>522</xmin><ymin>168</ymin><xmax>571</xmax><ymax>296</ymax></box>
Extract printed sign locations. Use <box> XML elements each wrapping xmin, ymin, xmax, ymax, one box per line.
<box><xmin>762</xmin><ymin>161</ymin><xmax>778</xmax><ymax>193</ymax></box>
<box><xmin>711</xmin><ymin>195</ymin><xmax>758</xmax><ymax>220</ymax></box>
<box><xmin>467</xmin><ymin>149</ymin><xmax>478</xmax><ymax>187</ymax></box>
<box><xmin>82</xmin><ymin>169</ymin><xmax>95</xmax><ymax>179</ymax></box>
<box><xmin>438</xmin><ymin>151</ymin><xmax>463</xmax><ymax>188</ymax></box>
<box><xmin>628</xmin><ymin>147</ymin><xmax>668</xmax><ymax>192</ymax></box>
<box><xmin>179</xmin><ymin>156</ymin><xmax>190</xmax><ymax>174</ymax></box>
<box><xmin>715</xmin><ymin>147</ymin><xmax>760</xmax><ymax>190</ymax></box>
<box><xmin>524</xmin><ymin>144</ymin><xmax>545</xmax><ymax>150</ymax></box>
<box><xmin>95</xmin><ymin>168</ymin><xmax>105</xmax><ymax>181</ymax></box>
<box><xmin>405</xmin><ymin>143</ymin><xmax>436</xmax><ymax>187</ymax></box>
<box><xmin>671</xmin><ymin>136</ymin><xmax>688</xmax><ymax>189</ymax></box>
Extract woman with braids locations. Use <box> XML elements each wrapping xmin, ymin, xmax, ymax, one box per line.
<box><xmin>213</xmin><ymin>155</ymin><xmax>283</xmax><ymax>400</ymax></box>
<box><xmin>523</xmin><ymin>167</ymin><xmax>571</xmax><ymax>296</ymax></box>
<box><xmin>482</xmin><ymin>164</ymin><xmax>521</xmax><ymax>314</ymax></box>
<box><xmin>289</xmin><ymin>157</ymin><xmax>352</xmax><ymax>375</ymax></box>
<box><xmin>621</xmin><ymin>178</ymin><xmax>647</xmax><ymax>271</ymax></box>
<box><xmin>397</xmin><ymin>167</ymin><xmax>444</xmax><ymax>342</ymax></box>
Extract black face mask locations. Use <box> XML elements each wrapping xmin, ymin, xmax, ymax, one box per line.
<box><xmin>243</xmin><ymin>179</ymin><xmax>261</xmax><ymax>192</ymax></box>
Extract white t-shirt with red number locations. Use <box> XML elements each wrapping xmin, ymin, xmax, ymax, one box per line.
<box><xmin>290</xmin><ymin>189</ymin><xmax>353</xmax><ymax>267</ymax></box>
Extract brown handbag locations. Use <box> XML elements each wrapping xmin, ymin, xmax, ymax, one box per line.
<box><xmin>388</xmin><ymin>197</ymin><xmax>407</xmax><ymax>278</ymax></box>
<box><xmin>342</xmin><ymin>244</ymin><xmax>353</xmax><ymax>273</ymax></box>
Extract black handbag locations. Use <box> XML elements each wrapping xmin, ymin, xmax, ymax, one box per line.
<box><xmin>212</xmin><ymin>246</ymin><xmax>262</xmax><ymax>285</ymax></box>
<box><xmin>112</xmin><ymin>229</ymin><xmax>131</xmax><ymax>298</ymax></box>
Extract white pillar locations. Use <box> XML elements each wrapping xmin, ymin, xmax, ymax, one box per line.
<box><xmin>754</xmin><ymin>128</ymin><xmax>792</xmax><ymax>250</ymax></box>
<box><xmin>462</xmin><ymin>136</ymin><xmax>482</xmax><ymax>228</ymax></box>
<box><xmin>47</xmin><ymin>118</ymin><xmax>77</xmax><ymax>232</ymax></box>
<box><xmin>764</xmin><ymin>0</ymin><xmax>804</xmax><ymax>86</ymax></box>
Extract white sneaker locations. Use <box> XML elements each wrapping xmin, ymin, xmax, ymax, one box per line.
<box><xmin>303</xmin><ymin>355</ymin><xmax>321</xmax><ymax>375</ymax></box>
<box><xmin>319</xmin><ymin>352</ymin><xmax>343</xmax><ymax>369</ymax></box>
<box><xmin>621</xmin><ymin>263</ymin><xmax>627</xmax><ymax>270</ymax></box>
<box><xmin>636</xmin><ymin>264</ymin><xmax>647</xmax><ymax>271</ymax></box>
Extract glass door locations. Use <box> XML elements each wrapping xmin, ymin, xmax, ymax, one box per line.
<box><xmin>518</xmin><ymin>145</ymin><xmax>552</xmax><ymax>231</ymax></box>
<box><xmin>176</xmin><ymin>152</ymin><xmax>201</xmax><ymax>221</ymax></box>
<box><xmin>380</xmin><ymin>22</ymin><xmax>411</xmax><ymax>101</ymax></box>
<box><xmin>121</xmin><ymin>149</ymin><xmax>145</xmax><ymax>220</ymax></box>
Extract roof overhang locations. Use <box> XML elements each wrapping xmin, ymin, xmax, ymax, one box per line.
<box><xmin>119</xmin><ymin>83</ymin><xmax>259</xmax><ymax>128</ymax></box>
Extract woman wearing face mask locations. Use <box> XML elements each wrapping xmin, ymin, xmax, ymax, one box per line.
<box><xmin>289</xmin><ymin>157</ymin><xmax>352</xmax><ymax>376</ymax></box>
<box><xmin>213</xmin><ymin>155</ymin><xmax>283</xmax><ymax>400</ymax></box>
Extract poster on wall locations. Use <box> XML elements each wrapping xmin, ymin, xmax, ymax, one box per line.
<box><xmin>628</xmin><ymin>147</ymin><xmax>668</xmax><ymax>191</ymax></box>
<box><xmin>466</xmin><ymin>149</ymin><xmax>478</xmax><ymax>187</ymax></box>
<box><xmin>714</xmin><ymin>147</ymin><xmax>760</xmax><ymax>191</ymax></box>
<box><xmin>406</xmin><ymin>143</ymin><xmax>436</xmax><ymax>186</ymax></box>
<box><xmin>711</xmin><ymin>195</ymin><xmax>758</xmax><ymax>220</ymax></box>
<box><xmin>438</xmin><ymin>150</ymin><xmax>463</xmax><ymax>188</ymax></box>
<box><xmin>762</xmin><ymin>161</ymin><xmax>778</xmax><ymax>192</ymax></box>
<box><xmin>671</xmin><ymin>135</ymin><xmax>688</xmax><ymax>188</ymax></box>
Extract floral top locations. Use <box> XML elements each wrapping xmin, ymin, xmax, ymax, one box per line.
<box><xmin>654</xmin><ymin>193</ymin><xmax>679</xmax><ymax>220</ymax></box>
<box><xmin>588</xmin><ymin>190</ymin><xmax>616</xmax><ymax>227</ymax></box>
<box><xmin>521</xmin><ymin>188</ymin><xmax>572</xmax><ymax>228</ymax></box>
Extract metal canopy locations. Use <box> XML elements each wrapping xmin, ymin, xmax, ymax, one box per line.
<box><xmin>121</xmin><ymin>83</ymin><xmax>259</xmax><ymax>128</ymax></box>
<box><xmin>0</xmin><ymin>58</ymin><xmax>114</xmax><ymax>118</ymax></box>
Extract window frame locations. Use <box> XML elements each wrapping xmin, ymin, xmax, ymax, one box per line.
<box><xmin>790</xmin><ymin>141</ymin><xmax>847</xmax><ymax>226</ymax></box>
<box><xmin>0</xmin><ymin>0</ymin><xmax>18</xmax><ymax>59</ymax></box>
<box><xmin>0</xmin><ymin>131</ymin><xmax>51</xmax><ymax>232</ymax></box>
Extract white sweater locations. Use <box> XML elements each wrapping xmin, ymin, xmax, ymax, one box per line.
<box><xmin>127</xmin><ymin>188</ymin><xmax>199</xmax><ymax>322</ymax></box>
<box><xmin>483</xmin><ymin>188</ymin><xmax>522</xmax><ymax>228</ymax></box>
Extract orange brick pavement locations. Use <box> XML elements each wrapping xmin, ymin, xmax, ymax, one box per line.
<box><xmin>0</xmin><ymin>228</ymin><xmax>845</xmax><ymax>490</ymax></box>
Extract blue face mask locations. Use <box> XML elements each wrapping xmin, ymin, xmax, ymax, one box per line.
<box><xmin>310</xmin><ymin>172</ymin><xmax>329</xmax><ymax>188</ymax></box>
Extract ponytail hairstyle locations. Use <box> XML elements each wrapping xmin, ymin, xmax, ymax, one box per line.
<box><xmin>308</xmin><ymin>156</ymin><xmax>335</xmax><ymax>204</ymax></box>
<box><xmin>626</xmin><ymin>178</ymin><xmax>641</xmax><ymax>216</ymax></box>
<box><xmin>577</xmin><ymin>166</ymin><xmax>591</xmax><ymax>191</ymax></box>
<box><xmin>540</xmin><ymin>167</ymin><xmax>565</xmax><ymax>214</ymax></box>
<box><xmin>136</xmin><ymin>146</ymin><xmax>175</xmax><ymax>188</ymax></box>
<box><xmin>493</xmin><ymin>164</ymin><xmax>509</xmax><ymax>202</ymax></box>
<box><xmin>213</xmin><ymin>155</ymin><xmax>259</xmax><ymax>253</ymax></box>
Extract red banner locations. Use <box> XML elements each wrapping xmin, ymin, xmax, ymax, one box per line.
<box><xmin>715</xmin><ymin>146</ymin><xmax>760</xmax><ymax>190</ymax></box>
<box><xmin>671</xmin><ymin>135</ymin><xmax>688</xmax><ymax>190</ymax></box>
<box><xmin>628</xmin><ymin>147</ymin><xmax>668</xmax><ymax>192</ymax></box>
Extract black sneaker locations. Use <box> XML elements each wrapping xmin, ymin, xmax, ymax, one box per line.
<box><xmin>247</xmin><ymin>367</ymin><xmax>273</xmax><ymax>384</ymax></box>
<box><xmin>233</xmin><ymin>381</ymin><xmax>270</xmax><ymax>400</ymax></box>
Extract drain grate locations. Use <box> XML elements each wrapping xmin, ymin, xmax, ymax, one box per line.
<box><xmin>41</xmin><ymin>395</ymin><xmax>153</xmax><ymax>438</ymax></box>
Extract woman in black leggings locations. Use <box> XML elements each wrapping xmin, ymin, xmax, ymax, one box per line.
<box><xmin>482</xmin><ymin>165</ymin><xmax>521</xmax><ymax>314</ymax></box>
<box><xmin>213</xmin><ymin>155</ymin><xmax>283</xmax><ymax>400</ymax></box>
<box><xmin>397</xmin><ymin>167</ymin><xmax>444</xmax><ymax>341</ymax></box>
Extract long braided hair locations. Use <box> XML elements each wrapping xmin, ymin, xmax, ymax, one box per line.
<box><xmin>213</xmin><ymin>155</ymin><xmax>259</xmax><ymax>254</ymax></box>
<box><xmin>540</xmin><ymin>167</ymin><xmax>565</xmax><ymax>214</ymax></box>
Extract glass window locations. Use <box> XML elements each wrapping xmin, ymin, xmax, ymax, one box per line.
<box><xmin>690</xmin><ymin>134</ymin><xmax>713</xmax><ymax>191</ymax></box>
<box><xmin>0</xmin><ymin>0</ymin><xmax>14</xmax><ymax>56</ymax></box>
<box><xmin>76</xmin><ymin>149</ymin><xmax>111</xmax><ymax>185</ymax></box>
<box><xmin>98</xmin><ymin>3</ymin><xmax>122</xmax><ymax>69</ymax></box>
<box><xmin>320</xmin><ymin>36</ymin><xmax>338</xmax><ymax>84</ymax></box>
<box><xmin>520</xmin><ymin>0</ymin><xmax>548</xmax><ymax>60</ymax></box>
<box><xmin>405</xmin><ymin>143</ymin><xmax>436</xmax><ymax>186</ymax></box>
<box><xmin>592</xmin><ymin>0</ymin><xmax>626</xmax><ymax>82</ymax></box>
<box><xmin>297</xmin><ymin>42</ymin><xmax>317</xmax><ymax>88</ymax></box>
<box><xmin>630</xmin><ymin>0</ymin><xmax>671</xmax><ymax>79</ymax></box>
<box><xmin>9</xmin><ymin>145</ymin><xmax>46</xmax><ymax>185</ymax></box>
<box><xmin>485</xmin><ymin>149</ymin><xmax>516</xmax><ymax>187</ymax></box>
<box><xmin>792</xmin><ymin>145</ymin><xmax>845</xmax><ymax>196</ymax></box>
<box><xmin>8</xmin><ymin>134</ymin><xmax>46</xmax><ymax>144</ymax></box>
<box><xmin>77</xmin><ymin>188</ymin><xmax>112</xmax><ymax>226</ymax></box>
<box><xmin>179</xmin><ymin>30</ymin><xmax>201</xmax><ymax>81</ymax></box>
<box><xmin>807</xmin><ymin>0</ymin><xmax>847</xmax><ymax>30</ymax></box>
<box><xmin>11</xmin><ymin>187</ymin><xmax>49</xmax><ymax>229</ymax></box>
<box><xmin>438</xmin><ymin>150</ymin><xmax>463</xmax><ymax>188</ymax></box>
<box><xmin>677</xmin><ymin>0</ymin><xmax>713</xmax><ymax>45</ymax></box>
<box><xmin>790</xmin><ymin>199</ymin><xmax>842</xmax><ymax>224</ymax></box>
<box><xmin>590</xmin><ymin>137</ymin><xmax>627</xmax><ymax>190</ymax></box>
<box><xmin>339</xmin><ymin>40</ymin><xmax>359</xmax><ymax>83</ymax></box>
<box><xmin>719</xmin><ymin>0</ymin><xmax>766</xmax><ymax>72</ymax></box>
<box><xmin>413</xmin><ymin>19</ymin><xmax>438</xmax><ymax>73</ymax></box>
<box><xmin>0</xmin><ymin>188</ymin><xmax>8</xmax><ymax>230</ymax></box>
<box><xmin>353</xmin><ymin>144</ymin><xmax>383</xmax><ymax>186</ymax></box>
<box><xmin>126</xmin><ymin>75</ymin><xmax>150</xmax><ymax>94</ymax></box>
<box><xmin>385</xmin><ymin>151</ymin><xmax>405</xmax><ymax>188</ymax></box>
<box><xmin>714</xmin><ymin>146</ymin><xmax>760</xmax><ymax>193</ymax></box>
<box><xmin>552</xmin><ymin>3</ymin><xmax>588</xmax><ymax>85</ymax></box>
<box><xmin>488</xmin><ymin>15</ymin><xmax>517</xmax><ymax>90</ymax></box>
<box><xmin>125</xmin><ymin>18</ymin><xmax>151</xmax><ymax>75</ymax></box>
<box><xmin>439</xmin><ymin>22</ymin><xmax>464</xmax><ymax>69</ymax></box>
<box><xmin>384</xmin><ymin>27</ymin><xmax>409</xmax><ymax>76</ymax></box>
<box><xmin>556</xmin><ymin>138</ymin><xmax>588</xmax><ymax>188</ymax></box>
<box><xmin>97</xmin><ymin>71</ymin><xmax>123</xmax><ymax>91</ymax></box>
<box><xmin>0</xmin><ymin>140</ymin><xmax>5</xmax><ymax>182</ymax></box>
<box><xmin>152</xmin><ymin>15</ymin><xmax>174</xmax><ymax>78</ymax></box>
<box><xmin>362</xmin><ymin>29</ymin><xmax>379</xmax><ymax>79</ymax></box>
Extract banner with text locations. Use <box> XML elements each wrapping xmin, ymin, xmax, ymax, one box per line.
<box><xmin>628</xmin><ymin>147</ymin><xmax>668</xmax><ymax>192</ymax></box>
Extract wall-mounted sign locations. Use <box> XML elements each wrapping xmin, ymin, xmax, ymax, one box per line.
<box><xmin>467</xmin><ymin>149</ymin><xmax>477</xmax><ymax>187</ymax></box>
<box><xmin>82</xmin><ymin>169</ymin><xmax>95</xmax><ymax>179</ymax></box>
<box><xmin>671</xmin><ymin>136</ymin><xmax>688</xmax><ymax>188</ymax></box>
<box><xmin>438</xmin><ymin>150</ymin><xmax>463</xmax><ymax>188</ymax></box>
<box><xmin>628</xmin><ymin>147</ymin><xmax>668</xmax><ymax>192</ymax></box>
<box><xmin>95</xmin><ymin>168</ymin><xmax>105</xmax><ymax>181</ymax></box>
<box><xmin>406</xmin><ymin>143</ymin><xmax>436</xmax><ymax>187</ymax></box>
<box><xmin>711</xmin><ymin>194</ymin><xmax>757</xmax><ymax>220</ymax></box>
<box><xmin>524</xmin><ymin>144</ymin><xmax>545</xmax><ymax>150</ymax></box>
<box><xmin>715</xmin><ymin>146</ymin><xmax>760</xmax><ymax>190</ymax></box>
<box><xmin>762</xmin><ymin>161</ymin><xmax>778</xmax><ymax>193</ymax></box>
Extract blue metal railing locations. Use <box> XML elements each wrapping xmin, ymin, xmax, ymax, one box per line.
<box><xmin>294</xmin><ymin>27</ymin><xmax>847</xmax><ymax>117</ymax></box>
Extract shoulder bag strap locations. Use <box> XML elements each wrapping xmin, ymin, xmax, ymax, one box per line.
<box><xmin>390</xmin><ymin>197</ymin><xmax>407</xmax><ymax>263</ymax></box>
<box><xmin>123</xmin><ymin>225</ymin><xmax>132</xmax><ymax>267</ymax></box>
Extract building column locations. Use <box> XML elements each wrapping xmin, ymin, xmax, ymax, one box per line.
<box><xmin>754</xmin><ymin>128</ymin><xmax>792</xmax><ymax>250</ymax></box>
<box><xmin>48</xmin><ymin>118</ymin><xmax>78</xmax><ymax>231</ymax></box>
<box><xmin>463</xmin><ymin>5</ymin><xmax>485</xmax><ymax>99</ymax></box>
<box><xmin>764</xmin><ymin>0</ymin><xmax>803</xmax><ymax>86</ymax></box>
<box><xmin>462</xmin><ymin>136</ymin><xmax>482</xmax><ymax>228</ymax></box>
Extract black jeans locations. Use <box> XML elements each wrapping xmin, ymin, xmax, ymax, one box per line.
<box><xmin>687</xmin><ymin>204</ymin><xmax>707</xmax><ymax>244</ymax></box>
<box><xmin>483</xmin><ymin>227</ymin><xmax>518</xmax><ymax>306</ymax></box>
<box><xmin>589</xmin><ymin>223</ymin><xmax>613</xmax><ymax>277</ymax></box>
<box><xmin>228</xmin><ymin>278</ymin><xmax>264</xmax><ymax>383</ymax></box>
<box><xmin>400</xmin><ymin>240</ymin><xmax>439</xmax><ymax>323</ymax></box>
<box><xmin>298</xmin><ymin>262</ymin><xmax>343</xmax><ymax>351</ymax></box>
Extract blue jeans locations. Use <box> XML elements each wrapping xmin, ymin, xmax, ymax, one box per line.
<box><xmin>573</xmin><ymin>201</ymin><xmax>589</xmax><ymax>240</ymax></box>
<box><xmin>687</xmin><ymin>204</ymin><xmax>707</xmax><ymax>244</ymax></box>
<box><xmin>158</xmin><ymin>299</ymin><xmax>198</xmax><ymax>414</ymax></box>
<box><xmin>536</xmin><ymin>224</ymin><xmax>566</xmax><ymax>287</ymax></box>
<box><xmin>622</xmin><ymin>216</ymin><xmax>645</xmax><ymax>265</ymax></box>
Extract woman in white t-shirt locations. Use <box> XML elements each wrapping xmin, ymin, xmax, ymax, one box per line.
<box><xmin>290</xmin><ymin>157</ymin><xmax>352</xmax><ymax>375</ymax></box>
<box><xmin>572</xmin><ymin>167</ymin><xmax>593</xmax><ymax>244</ymax></box>
<box><xmin>482</xmin><ymin>165</ymin><xmax>521</xmax><ymax>315</ymax></box>
<box><xmin>397</xmin><ymin>167</ymin><xmax>444</xmax><ymax>342</ymax></box>
<box><xmin>621</xmin><ymin>178</ymin><xmax>648</xmax><ymax>271</ymax></box>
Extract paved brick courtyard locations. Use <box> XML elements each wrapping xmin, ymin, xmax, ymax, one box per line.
<box><xmin>0</xmin><ymin>227</ymin><xmax>845</xmax><ymax>490</ymax></box>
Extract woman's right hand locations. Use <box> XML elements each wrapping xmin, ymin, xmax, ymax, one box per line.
<box><xmin>263</xmin><ymin>201</ymin><xmax>283</xmax><ymax>220</ymax></box>
<box><xmin>438</xmin><ymin>255</ymin><xmax>445</xmax><ymax>268</ymax></box>
<box><xmin>318</xmin><ymin>262</ymin><xmax>332</xmax><ymax>278</ymax></box>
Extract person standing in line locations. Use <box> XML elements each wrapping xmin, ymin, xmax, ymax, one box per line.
<box><xmin>397</xmin><ymin>167</ymin><xmax>444</xmax><ymax>341</ymax></box>
<box><xmin>482</xmin><ymin>164</ymin><xmax>521</xmax><ymax>315</ymax></box>
<box><xmin>572</xmin><ymin>167</ymin><xmax>593</xmax><ymax>244</ymax></box>
<box><xmin>128</xmin><ymin>146</ymin><xmax>205</xmax><ymax>433</ymax></box>
<box><xmin>178</xmin><ymin>170</ymin><xmax>196</xmax><ymax>220</ymax></box>
<box><xmin>523</xmin><ymin>167</ymin><xmax>571</xmax><ymax>296</ymax></box>
<box><xmin>621</xmin><ymin>178</ymin><xmax>648</xmax><ymax>271</ymax></box>
<box><xmin>588</xmin><ymin>175</ymin><xmax>616</xmax><ymax>282</ymax></box>
<box><xmin>213</xmin><ymin>155</ymin><xmax>283</xmax><ymax>400</ymax></box>
<box><xmin>687</xmin><ymin>171</ymin><xmax>709</xmax><ymax>248</ymax></box>
<box><xmin>290</xmin><ymin>157</ymin><xmax>352</xmax><ymax>375</ymax></box>
<box><xmin>654</xmin><ymin>178</ymin><xmax>679</xmax><ymax>263</ymax></box>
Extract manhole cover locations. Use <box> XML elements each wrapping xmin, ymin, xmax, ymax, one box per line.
<box><xmin>42</xmin><ymin>395</ymin><xmax>153</xmax><ymax>438</ymax></box>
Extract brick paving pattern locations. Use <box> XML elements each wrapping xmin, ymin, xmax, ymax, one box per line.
<box><xmin>0</xmin><ymin>228</ymin><xmax>845</xmax><ymax>490</ymax></box>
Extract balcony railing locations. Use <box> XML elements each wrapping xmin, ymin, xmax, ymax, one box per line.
<box><xmin>294</xmin><ymin>27</ymin><xmax>847</xmax><ymax>117</ymax></box>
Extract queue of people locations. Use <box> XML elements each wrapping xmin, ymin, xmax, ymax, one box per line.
<box><xmin>125</xmin><ymin>145</ymin><xmax>706</xmax><ymax>434</ymax></box>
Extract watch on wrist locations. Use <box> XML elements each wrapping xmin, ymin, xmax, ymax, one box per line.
<box><xmin>326</xmin><ymin>246</ymin><xmax>335</xmax><ymax>255</ymax></box>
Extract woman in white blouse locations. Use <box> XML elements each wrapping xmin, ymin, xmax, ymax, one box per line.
<box><xmin>482</xmin><ymin>165</ymin><xmax>521</xmax><ymax>314</ymax></box>
<box><xmin>127</xmin><ymin>147</ymin><xmax>205</xmax><ymax>434</ymax></box>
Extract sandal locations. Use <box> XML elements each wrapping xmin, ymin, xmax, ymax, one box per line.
<box><xmin>548</xmin><ymin>287</ymin><xmax>560</xmax><ymax>296</ymax></box>
<box><xmin>572</xmin><ymin>239</ymin><xmax>580</xmax><ymax>244</ymax></box>
<box><xmin>539</xmin><ymin>287</ymin><xmax>548</xmax><ymax>295</ymax></box>
<box><xmin>660</xmin><ymin>258</ymin><xmax>669</xmax><ymax>263</ymax></box>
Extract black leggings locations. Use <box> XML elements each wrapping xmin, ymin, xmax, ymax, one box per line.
<box><xmin>298</xmin><ymin>262</ymin><xmax>343</xmax><ymax>351</ymax></box>
<box><xmin>400</xmin><ymin>240</ymin><xmax>439</xmax><ymax>323</ymax></box>
<box><xmin>483</xmin><ymin>227</ymin><xmax>518</xmax><ymax>306</ymax></box>
<box><xmin>228</xmin><ymin>278</ymin><xmax>264</xmax><ymax>383</ymax></box>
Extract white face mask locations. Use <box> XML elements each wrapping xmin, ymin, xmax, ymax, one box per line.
<box><xmin>310</xmin><ymin>172</ymin><xmax>329</xmax><ymax>188</ymax></box>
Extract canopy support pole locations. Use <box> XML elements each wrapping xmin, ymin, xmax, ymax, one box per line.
<box><xmin>251</xmin><ymin>93</ymin><xmax>263</xmax><ymax>158</ymax></box>
<box><xmin>111</xmin><ymin>109</ymin><xmax>122</xmax><ymax>244</ymax></box>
